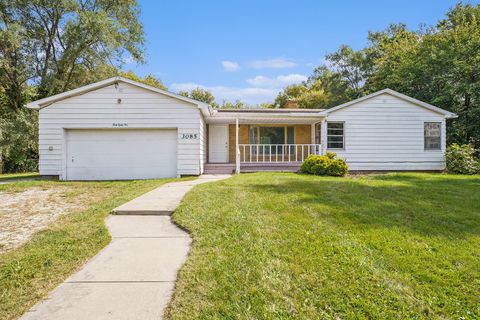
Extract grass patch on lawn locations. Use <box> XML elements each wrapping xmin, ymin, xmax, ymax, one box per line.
<box><xmin>0</xmin><ymin>172</ymin><xmax>39</xmax><ymax>181</ymax></box>
<box><xmin>167</xmin><ymin>173</ymin><xmax>480</xmax><ymax>319</ymax></box>
<box><xmin>0</xmin><ymin>177</ymin><xmax>185</xmax><ymax>320</ymax></box>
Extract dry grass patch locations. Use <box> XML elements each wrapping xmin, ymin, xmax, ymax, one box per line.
<box><xmin>0</xmin><ymin>184</ymin><xmax>114</xmax><ymax>253</ymax></box>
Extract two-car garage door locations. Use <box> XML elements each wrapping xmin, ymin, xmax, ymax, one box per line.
<box><xmin>65</xmin><ymin>129</ymin><xmax>177</xmax><ymax>180</ymax></box>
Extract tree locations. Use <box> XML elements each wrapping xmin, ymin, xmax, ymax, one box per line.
<box><xmin>120</xmin><ymin>71</ymin><xmax>166</xmax><ymax>90</ymax></box>
<box><xmin>326</xmin><ymin>45</ymin><xmax>372</xmax><ymax>98</ymax></box>
<box><xmin>0</xmin><ymin>0</ymin><xmax>145</xmax><ymax>172</ymax></box>
<box><xmin>179</xmin><ymin>87</ymin><xmax>219</xmax><ymax>107</ymax></box>
<box><xmin>274</xmin><ymin>67</ymin><xmax>352</xmax><ymax>109</ymax></box>
<box><xmin>0</xmin><ymin>0</ymin><xmax>145</xmax><ymax>110</ymax></box>
<box><xmin>219</xmin><ymin>100</ymin><xmax>245</xmax><ymax>109</ymax></box>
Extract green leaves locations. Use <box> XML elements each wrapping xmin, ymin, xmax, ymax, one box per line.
<box><xmin>0</xmin><ymin>0</ymin><xmax>146</xmax><ymax>172</ymax></box>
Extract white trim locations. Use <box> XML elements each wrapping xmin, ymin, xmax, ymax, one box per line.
<box><xmin>320</xmin><ymin>89</ymin><xmax>457</xmax><ymax>119</ymax></box>
<box><xmin>235</xmin><ymin>118</ymin><xmax>240</xmax><ymax>173</ymax></box>
<box><xmin>26</xmin><ymin>77</ymin><xmax>212</xmax><ymax>116</ymax></box>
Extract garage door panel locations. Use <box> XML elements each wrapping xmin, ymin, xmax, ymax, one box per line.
<box><xmin>66</xmin><ymin>129</ymin><xmax>177</xmax><ymax>180</ymax></box>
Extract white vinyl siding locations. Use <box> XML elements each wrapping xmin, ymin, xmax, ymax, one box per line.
<box><xmin>325</xmin><ymin>93</ymin><xmax>446</xmax><ymax>170</ymax></box>
<box><xmin>38</xmin><ymin>82</ymin><xmax>203</xmax><ymax>179</ymax></box>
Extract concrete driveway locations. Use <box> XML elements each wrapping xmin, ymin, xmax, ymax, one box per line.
<box><xmin>21</xmin><ymin>175</ymin><xmax>231</xmax><ymax>320</ymax></box>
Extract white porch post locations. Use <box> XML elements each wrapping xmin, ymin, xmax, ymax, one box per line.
<box><xmin>321</xmin><ymin>118</ymin><xmax>327</xmax><ymax>155</ymax></box>
<box><xmin>235</xmin><ymin>118</ymin><xmax>240</xmax><ymax>173</ymax></box>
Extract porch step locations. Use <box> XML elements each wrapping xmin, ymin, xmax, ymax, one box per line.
<box><xmin>204</xmin><ymin>163</ymin><xmax>235</xmax><ymax>174</ymax></box>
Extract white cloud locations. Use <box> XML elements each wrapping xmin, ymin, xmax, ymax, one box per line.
<box><xmin>246</xmin><ymin>74</ymin><xmax>307</xmax><ymax>88</ymax></box>
<box><xmin>246</xmin><ymin>75</ymin><xmax>274</xmax><ymax>87</ymax></box>
<box><xmin>221</xmin><ymin>60</ymin><xmax>240</xmax><ymax>72</ymax></box>
<box><xmin>250</xmin><ymin>58</ymin><xmax>297</xmax><ymax>69</ymax></box>
<box><xmin>277</xmin><ymin>74</ymin><xmax>308</xmax><ymax>85</ymax></box>
<box><xmin>170</xmin><ymin>82</ymin><xmax>280</xmax><ymax>105</ymax></box>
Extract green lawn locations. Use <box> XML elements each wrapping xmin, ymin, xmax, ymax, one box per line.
<box><xmin>0</xmin><ymin>172</ymin><xmax>39</xmax><ymax>181</ymax></box>
<box><xmin>167</xmin><ymin>173</ymin><xmax>480</xmax><ymax>319</ymax></box>
<box><xmin>0</xmin><ymin>178</ymin><xmax>185</xmax><ymax>320</ymax></box>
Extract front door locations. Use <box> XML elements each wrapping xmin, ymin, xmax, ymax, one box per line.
<box><xmin>209</xmin><ymin>125</ymin><xmax>229</xmax><ymax>163</ymax></box>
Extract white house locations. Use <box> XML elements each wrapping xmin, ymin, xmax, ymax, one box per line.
<box><xmin>27</xmin><ymin>77</ymin><xmax>457</xmax><ymax>180</ymax></box>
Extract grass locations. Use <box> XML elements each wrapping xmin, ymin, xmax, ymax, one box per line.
<box><xmin>0</xmin><ymin>172</ymin><xmax>40</xmax><ymax>181</ymax></box>
<box><xmin>0</xmin><ymin>177</ymin><xmax>186</xmax><ymax>320</ymax></box>
<box><xmin>167</xmin><ymin>172</ymin><xmax>480</xmax><ymax>319</ymax></box>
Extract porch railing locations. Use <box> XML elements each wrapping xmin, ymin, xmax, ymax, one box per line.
<box><xmin>238</xmin><ymin>144</ymin><xmax>322</xmax><ymax>163</ymax></box>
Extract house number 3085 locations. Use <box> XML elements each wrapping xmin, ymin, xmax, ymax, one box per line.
<box><xmin>181</xmin><ymin>133</ymin><xmax>198</xmax><ymax>139</ymax></box>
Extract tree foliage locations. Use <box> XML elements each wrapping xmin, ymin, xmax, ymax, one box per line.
<box><xmin>274</xmin><ymin>66</ymin><xmax>354</xmax><ymax>109</ymax></box>
<box><xmin>179</xmin><ymin>87</ymin><xmax>219</xmax><ymax>107</ymax></box>
<box><xmin>219</xmin><ymin>99</ymin><xmax>246</xmax><ymax>109</ymax></box>
<box><xmin>120</xmin><ymin>71</ymin><xmax>166</xmax><ymax>90</ymax></box>
<box><xmin>0</xmin><ymin>0</ymin><xmax>145</xmax><ymax>172</ymax></box>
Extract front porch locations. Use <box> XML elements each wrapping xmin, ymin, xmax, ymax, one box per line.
<box><xmin>205</xmin><ymin>109</ymin><xmax>325</xmax><ymax>173</ymax></box>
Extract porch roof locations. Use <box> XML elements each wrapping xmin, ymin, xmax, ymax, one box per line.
<box><xmin>206</xmin><ymin>108</ymin><xmax>324</xmax><ymax>124</ymax></box>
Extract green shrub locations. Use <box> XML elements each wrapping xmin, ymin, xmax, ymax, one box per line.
<box><xmin>0</xmin><ymin>109</ymin><xmax>38</xmax><ymax>173</ymax></box>
<box><xmin>301</xmin><ymin>153</ymin><xmax>348</xmax><ymax>177</ymax></box>
<box><xmin>325</xmin><ymin>151</ymin><xmax>336</xmax><ymax>159</ymax></box>
<box><xmin>445</xmin><ymin>143</ymin><xmax>480</xmax><ymax>174</ymax></box>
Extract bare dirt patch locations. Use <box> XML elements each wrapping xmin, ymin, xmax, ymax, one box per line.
<box><xmin>0</xmin><ymin>187</ymin><xmax>104</xmax><ymax>253</ymax></box>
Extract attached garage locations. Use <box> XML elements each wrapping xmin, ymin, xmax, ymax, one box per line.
<box><xmin>65</xmin><ymin>129</ymin><xmax>177</xmax><ymax>180</ymax></box>
<box><xmin>27</xmin><ymin>77</ymin><xmax>211</xmax><ymax>180</ymax></box>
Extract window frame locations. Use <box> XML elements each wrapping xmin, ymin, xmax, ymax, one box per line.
<box><xmin>326</xmin><ymin>121</ymin><xmax>345</xmax><ymax>150</ymax></box>
<box><xmin>424</xmin><ymin>122</ymin><xmax>441</xmax><ymax>151</ymax></box>
<box><xmin>314</xmin><ymin>122</ymin><xmax>321</xmax><ymax>145</ymax></box>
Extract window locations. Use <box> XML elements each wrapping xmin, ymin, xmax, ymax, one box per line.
<box><xmin>249</xmin><ymin>126</ymin><xmax>295</xmax><ymax>155</ymax></box>
<box><xmin>287</xmin><ymin>127</ymin><xmax>294</xmax><ymax>144</ymax></box>
<box><xmin>249</xmin><ymin>126</ymin><xmax>294</xmax><ymax>145</ymax></box>
<box><xmin>424</xmin><ymin>122</ymin><xmax>441</xmax><ymax>150</ymax></box>
<box><xmin>327</xmin><ymin>122</ymin><xmax>344</xmax><ymax>149</ymax></box>
<box><xmin>315</xmin><ymin>122</ymin><xmax>321</xmax><ymax>144</ymax></box>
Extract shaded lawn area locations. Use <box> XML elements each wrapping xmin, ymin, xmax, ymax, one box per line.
<box><xmin>0</xmin><ymin>172</ymin><xmax>40</xmax><ymax>181</ymax></box>
<box><xmin>167</xmin><ymin>173</ymin><xmax>480</xmax><ymax>319</ymax></box>
<box><xmin>0</xmin><ymin>178</ymin><xmax>185</xmax><ymax>320</ymax></box>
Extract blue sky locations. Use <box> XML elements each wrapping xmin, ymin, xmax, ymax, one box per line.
<box><xmin>126</xmin><ymin>0</ymin><xmax>478</xmax><ymax>105</ymax></box>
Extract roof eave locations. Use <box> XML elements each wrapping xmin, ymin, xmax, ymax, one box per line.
<box><xmin>321</xmin><ymin>88</ymin><xmax>457</xmax><ymax>119</ymax></box>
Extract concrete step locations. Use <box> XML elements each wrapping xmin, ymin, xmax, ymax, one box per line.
<box><xmin>204</xmin><ymin>170</ymin><xmax>234</xmax><ymax>174</ymax></box>
<box><xmin>204</xmin><ymin>163</ymin><xmax>235</xmax><ymax>174</ymax></box>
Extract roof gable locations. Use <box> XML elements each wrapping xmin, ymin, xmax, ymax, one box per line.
<box><xmin>26</xmin><ymin>77</ymin><xmax>212</xmax><ymax>116</ymax></box>
<box><xmin>320</xmin><ymin>89</ymin><xmax>457</xmax><ymax>119</ymax></box>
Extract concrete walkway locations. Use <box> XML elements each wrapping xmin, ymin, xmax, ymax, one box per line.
<box><xmin>21</xmin><ymin>174</ymin><xmax>230</xmax><ymax>320</ymax></box>
<box><xmin>113</xmin><ymin>174</ymin><xmax>231</xmax><ymax>215</ymax></box>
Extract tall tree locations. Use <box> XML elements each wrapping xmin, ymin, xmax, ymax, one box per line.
<box><xmin>326</xmin><ymin>45</ymin><xmax>372</xmax><ymax>98</ymax></box>
<box><xmin>0</xmin><ymin>0</ymin><xmax>145</xmax><ymax>172</ymax></box>
<box><xmin>0</xmin><ymin>0</ymin><xmax>145</xmax><ymax>110</ymax></box>
<box><xmin>179</xmin><ymin>87</ymin><xmax>219</xmax><ymax>107</ymax></box>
